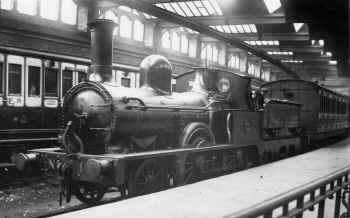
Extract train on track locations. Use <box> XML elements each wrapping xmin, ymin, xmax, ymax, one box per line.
<box><xmin>14</xmin><ymin>19</ymin><xmax>350</xmax><ymax>204</ymax></box>
<box><xmin>16</xmin><ymin>54</ymin><xmax>350</xmax><ymax>204</ymax></box>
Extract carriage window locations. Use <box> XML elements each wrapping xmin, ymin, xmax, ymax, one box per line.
<box><xmin>77</xmin><ymin>71</ymin><xmax>87</xmax><ymax>83</ymax></box>
<box><xmin>45</xmin><ymin>68</ymin><xmax>58</xmax><ymax>97</ymax></box>
<box><xmin>62</xmin><ymin>69</ymin><xmax>73</xmax><ymax>96</ymax></box>
<box><xmin>8</xmin><ymin>63</ymin><xmax>22</xmax><ymax>95</ymax></box>
<box><xmin>121</xmin><ymin>78</ymin><xmax>131</xmax><ymax>87</ymax></box>
<box><xmin>28</xmin><ymin>66</ymin><xmax>40</xmax><ymax>96</ymax></box>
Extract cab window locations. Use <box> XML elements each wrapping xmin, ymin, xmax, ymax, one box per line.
<box><xmin>8</xmin><ymin>63</ymin><xmax>22</xmax><ymax>94</ymax></box>
<box><xmin>77</xmin><ymin>71</ymin><xmax>87</xmax><ymax>83</ymax></box>
<box><xmin>45</xmin><ymin>67</ymin><xmax>58</xmax><ymax>97</ymax></box>
<box><xmin>28</xmin><ymin>65</ymin><xmax>41</xmax><ymax>96</ymax></box>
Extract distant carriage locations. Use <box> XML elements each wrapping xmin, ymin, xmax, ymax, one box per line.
<box><xmin>261</xmin><ymin>80</ymin><xmax>349</xmax><ymax>144</ymax></box>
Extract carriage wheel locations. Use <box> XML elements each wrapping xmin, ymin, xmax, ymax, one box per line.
<box><xmin>74</xmin><ymin>181</ymin><xmax>106</xmax><ymax>204</ymax></box>
<box><xmin>180</xmin><ymin>123</ymin><xmax>215</xmax><ymax>184</ymax></box>
<box><xmin>128</xmin><ymin>159</ymin><xmax>168</xmax><ymax>197</ymax></box>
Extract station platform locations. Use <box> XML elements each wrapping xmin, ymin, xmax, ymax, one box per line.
<box><xmin>51</xmin><ymin>138</ymin><xmax>350</xmax><ymax>218</ymax></box>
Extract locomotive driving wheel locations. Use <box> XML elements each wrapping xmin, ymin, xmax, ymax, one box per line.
<box><xmin>74</xmin><ymin>181</ymin><xmax>106</xmax><ymax>204</ymax></box>
<box><xmin>128</xmin><ymin>159</ymin><xmax>168</xmax><ymax>197</ymax></box>
<box><xmin>180</xmin><ymin>123</ymin><xmax>215</xmax><ymax>184</ymax></box>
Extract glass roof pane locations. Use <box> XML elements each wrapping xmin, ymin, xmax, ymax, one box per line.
<box><xmin>249</xmin><ymin>24</ymin><xmax>257</xmax><ymax>33</ymax></box>
<box><xmin>163</xmin><ymin>3</ymin><xmax>176</xmax><ymax>13</ymax></box>
<box><xmin>186</xmin><ymin>1</ymin><xmax>201</xmax><ymax>16</ymax></box>
<box><xmin>229</xmin><ymin>25</ymin><xmax>238</xmax><ymax>33</ymax></box>
<box><xmin>179</xmin><ymin>2</ymin><xmax>193</xmax><ymax>16</ymax></box>
<box><xmin>235</xmin><ymin>25</ymin><xmax>244</xmax><ymax>33</ymax></box>
<box><xmin>156</xmin><ymin>3</ymin><xmax>165</xmax><ymax>9</ymax></box>
<box><xmin>216</xmin><ymin>25</ymin><xmax>224</xmax><ymax>32</ymax></box>
<box><xmin>197</xmin><ymin>7</ymin><xmax>209</xmax><ymax>16</ymax></box>
<box><xmin>263</xmin><ymin>0</ymin><xmax>281</xmax><ymax>14</ymax></box>
<box><xmin>202</xmin><ymin>0</ymin><xmax>216</xmax><ymax>15</ymax></box>
<box><xmin>293</xmin><ymin>23</ymin><xmax>304</xmax><ymax>32</ymax></box>
<box><xmin>171</xmin><ymin>2</ymin><xmax>186</xmax><ymax>16</ymax></box>
<box><xmin>194</xmin><ymin>1</ymin><xmax>203</xmax><ymax>7</ymax></box>
<box><xmin>222</xmin><ymin>25</ymin><xmax>231</xmax><ymax>33</ymax></box>
<box><xmin>208</xmin><ymin>0</ymin><xmax>223</xmax><ymax>15</ymax></box>
<box><xmin>242</xmin><ymin>24</ymin><xmax>251</xmax><ymax>33</ymax></box>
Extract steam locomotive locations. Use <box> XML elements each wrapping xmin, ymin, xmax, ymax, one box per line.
<box><xmin>14</xmin><ymin>19</ymin><xmax>349</xmax><ymax>204</ymax></box>
<box><xmin>16</xmin><ymin>53</ymin><xmax>305</xmax><ymax>203</ymax></box>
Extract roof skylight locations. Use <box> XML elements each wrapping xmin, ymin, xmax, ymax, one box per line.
<box><xmin>245</xmin><ymin>40</ymin><xmax>279</xmax><ymax>46</ymax></box>
<box><xmin>268</xmin><ymin>51</ymin><xmax>293</xmax><ymax>55</ymax></box>
<box><xmin>211</xmin><ymin>24</ymin><xmax>257</xmax><ymax>34</ymax></box>
<box><xmin>293</xmin><ymin>23</ymin><xmax>304</xmax><ymax>32</ymax></box>
<box><xmin>263</xmin><ymin>0</ymin><xmax>281</xmax><ymax>14</ymax></box>
<box><xmin>155</xmin><ymin>0</ymin><xmax>222</xmax><ymax>17</ymax></box>
<box><xmin>282</xmin><ymin>60</ymin><xmax>303</xmax><ymax>63</ymax></box>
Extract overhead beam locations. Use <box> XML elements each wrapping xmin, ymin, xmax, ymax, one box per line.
<box><xmin>113</xmin><ymin>0</ymin><xmax>300</xmax><ymax>79</ymax></box>
<box><xmin>158</xmin><ymin>13</ymin><xmax>286</xmax><ymax>26</ymax></box>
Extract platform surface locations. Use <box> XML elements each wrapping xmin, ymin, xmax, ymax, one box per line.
<box><xmin>52</xmin><ymin>138</ymin><xmax>350</xmax><ymax>218</ymax></box>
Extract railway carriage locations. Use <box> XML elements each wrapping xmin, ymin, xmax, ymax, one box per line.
<box><xmin>261</xmin><ymin>80</ymin><xmax>350</xmax><ymax>144</ymax></box>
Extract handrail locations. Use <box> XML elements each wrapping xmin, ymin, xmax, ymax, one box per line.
<box><xmin>224</xmin><ymin>166</ymin><xmax>350</xmax><ymax>218</ymax></box>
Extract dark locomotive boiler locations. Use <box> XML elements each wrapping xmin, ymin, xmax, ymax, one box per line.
<box><xmin>62</xmin><ymin>54</ymin><xmax>211</xmax><ymax>154</ymax></box>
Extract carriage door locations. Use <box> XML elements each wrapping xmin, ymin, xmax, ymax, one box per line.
<box><xmin>43</xmin><ymin>60</ymin><xmax>60</xmax><ymax>129</ymax></box>
<box><xmin>6</xmin><ymin>55</ymin><xmax>25</xmax><ymax>129</ymax></box>
<box><xmin>25</xmin><ymin>58</ymin><xmax>42</xmax><ymax>129</ymax></box>
<box><xmin>61</xmin><ymin>63</ymin><xmax>74</xmax><ymax>102</ymax></box>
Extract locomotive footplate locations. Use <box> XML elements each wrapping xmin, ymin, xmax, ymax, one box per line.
<box><xmin>16</xmin><ymin>137</ymin><xmax>300</xmax><ymax>204</ymax></box>
<box><xmin>16</xmin><ymin>144</ymin><xmax>248</xmax><ymax>197</ymax></box>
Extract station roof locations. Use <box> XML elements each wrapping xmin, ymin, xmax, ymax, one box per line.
<box><xmin>83</xmin><ymin>0</ymin><xmax>349</xmax><ymax>92</ymax></box>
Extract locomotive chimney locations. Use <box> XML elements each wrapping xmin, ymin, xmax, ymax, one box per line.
<box><xmin>88</xmin><ymin>19</ymin><xmax>116</xmax><ymax>83</ymax></box>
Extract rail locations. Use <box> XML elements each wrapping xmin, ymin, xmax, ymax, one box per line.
<box><xmin>224</xmin><ymin>166</ymin><xmax>350</xmax><ymax>218</ymax></box>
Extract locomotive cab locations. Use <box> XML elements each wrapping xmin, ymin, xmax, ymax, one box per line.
<box><xmin>175</xmin><ymin>68</ymin><xmax>251</xmax><ymax>109</ymax></box>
